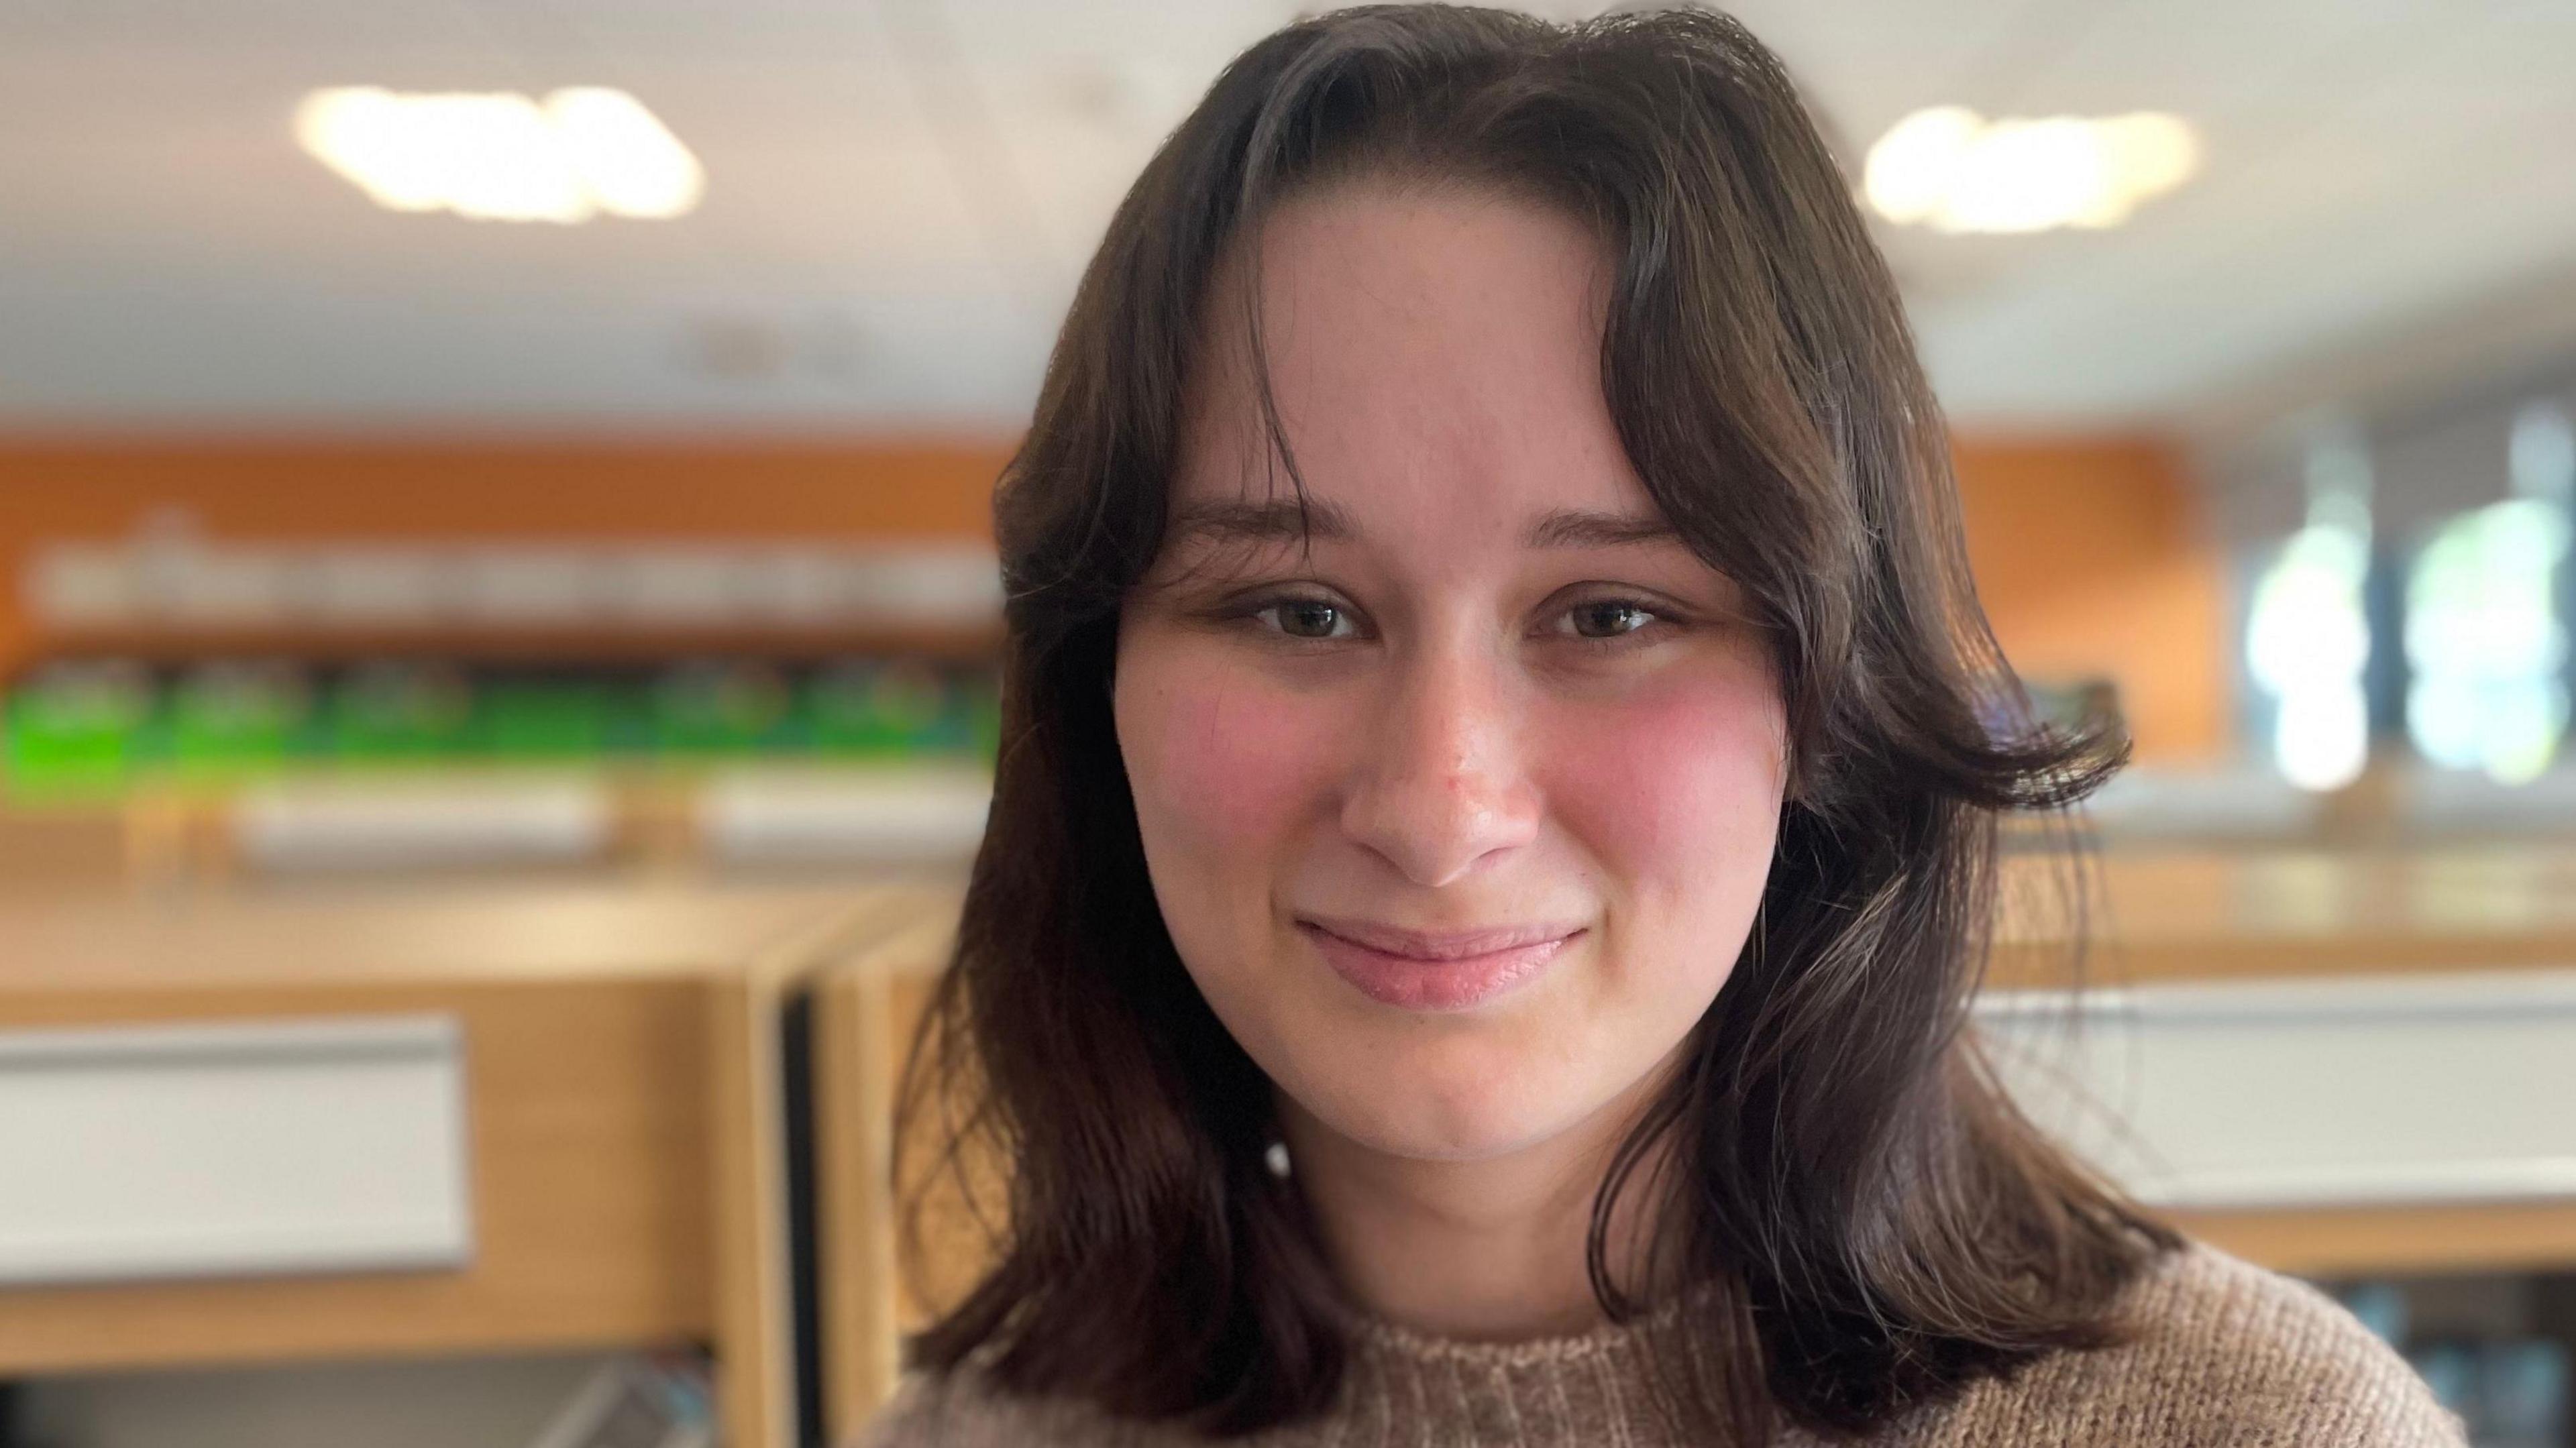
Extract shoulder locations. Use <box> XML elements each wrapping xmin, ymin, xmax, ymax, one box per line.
<box><xmin>849</xmin><ymin>1365</ymin><xmax>1193</xmax><ymax>1448</ymax></box>
<box><xmin>849</xmin><ymin>1368</ymin><xmax>1055</xmax><ymax>1448</ymax></box>
<box><xmin>1925</xmin><ymin>1240</ymin><xmax>2466</xmax><ymax>1447</ymax></box>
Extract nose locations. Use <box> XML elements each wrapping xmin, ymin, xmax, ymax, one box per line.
<box><xmin>1338</xmin><ymin>638</ymin><xmax>1542</xmax><ymax>887</ymax></box>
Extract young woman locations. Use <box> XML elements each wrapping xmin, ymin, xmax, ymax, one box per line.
<box><xmin>863</xmin><ymin>6</ymin><xmax>2462</xmax><ymax>1444</ymax></box>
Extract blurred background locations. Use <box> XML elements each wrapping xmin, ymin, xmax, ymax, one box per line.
<box><xmin>1</xmin><ymin>1</ymin><xmax>2572</xmax><ymax>1445</ymax></box>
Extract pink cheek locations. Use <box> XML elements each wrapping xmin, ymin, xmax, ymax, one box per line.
<box><xmin>1541</xmin><ymin>680</ymin><xmax>1784</xmax><ymax>870</ymax></box>
<box><xmin>1132</xmin><ymin>675</ymin><xmax>1327</xmax><ymax>852</ymax></box>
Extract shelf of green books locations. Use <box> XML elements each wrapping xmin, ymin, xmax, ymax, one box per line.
<box><xmin>2</xmin><ymin>657</ymin><xmax>1001</xmax><ymax>803</ymax></box>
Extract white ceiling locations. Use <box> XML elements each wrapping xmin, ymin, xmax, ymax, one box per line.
<box><xmin>1</xmin><ymin>0</ymin><xmax>2571</xmax><ymax>437</ymax></box>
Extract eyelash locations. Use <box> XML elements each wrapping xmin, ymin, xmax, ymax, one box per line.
<box><xmin>1224</xmin><ymin>590</ymin><xmax>1680</xmax><ymax>653</ymax></box>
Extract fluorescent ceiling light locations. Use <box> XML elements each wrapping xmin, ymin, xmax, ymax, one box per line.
<box><xmin>296</xmin><ymin>86</ymin><xmax>705</xmax><ymax>223</ymax></box>
<box><xmin>1864</xmin><ymin>107</ymin><xmax>2197</xmax><ymax>234</ymax></box>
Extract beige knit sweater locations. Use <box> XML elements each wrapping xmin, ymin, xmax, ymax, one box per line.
<box><xmin>856</xmin><ymin>1242</ymin><xmax>2467</xmax><ymax>1445</ymax></box>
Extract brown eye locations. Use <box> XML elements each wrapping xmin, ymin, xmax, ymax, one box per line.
<box><xmin>1568</xmin><ymin>600</ymin><xmax>1652</xmax><ymax>639</ymax></box>
<box><xmin>1259</xmin><ymin>598</ymin><xmax>1352</xmax><ymax>640</ymax></box>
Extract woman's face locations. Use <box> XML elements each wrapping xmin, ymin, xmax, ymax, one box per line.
<box><xmin>1113</xmin><ymin>180</ymin><xmax>1787</xmax><ymax>1166</ymax></box>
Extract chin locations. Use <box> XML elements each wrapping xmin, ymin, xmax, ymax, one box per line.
<box><xmin>1295</xmin><ymin>1046</ymin><xmax>1591</xmax><ymax>1164</ymax></box>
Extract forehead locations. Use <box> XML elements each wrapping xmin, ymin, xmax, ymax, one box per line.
<box><xmin>1175</xmin><ymin>178</ymin><xmax>1644</xmax><ymax>526</ymax></box>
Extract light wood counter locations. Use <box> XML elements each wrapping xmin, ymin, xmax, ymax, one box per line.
<box><xmin>0</xmin><ymin>879</ymin><xmax>925</xmax><ymax>1448</ymax></box>
<box><xmin>1991</xmin><ymin>843</ymin><xmax>2576</xmax><ymax>987</ymax></box>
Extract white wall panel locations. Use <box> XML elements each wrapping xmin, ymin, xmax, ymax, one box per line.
<box><xmin>0</xmin><ymin>1013</ymin><xmax>473</xmax><ymax>1284</ymax></box>
<box><xmin>1982</xmin><ymin>970</ymin><xmax>2576</xmax><ymax>1210</ymax></box>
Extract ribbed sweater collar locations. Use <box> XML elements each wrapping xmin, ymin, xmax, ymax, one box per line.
<box><xmin>1316</xmin><ymin>1296</ymin><xmax>1720</xmax><ymax>1448</ymax></box>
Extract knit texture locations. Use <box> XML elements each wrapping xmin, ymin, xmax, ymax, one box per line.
<box><xmin>854</xmin><ymin>1241</ymin><xmax>2467</xmax><ymax>1446</ymax></box>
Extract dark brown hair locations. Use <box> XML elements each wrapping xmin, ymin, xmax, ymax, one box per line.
<box><xmin>896</xmin><ymin>5</ymin><xmax>2177</xmax><ymax>1441</ymax></box>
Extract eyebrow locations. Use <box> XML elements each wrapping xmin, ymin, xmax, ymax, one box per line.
<box><xmin>1523</xmin><ymin>507</ymin><xmax>1684</xmax><ymax>550</ymax></box>
<box><xmin>1168</xmin><ymin>497</ymin><xmax>1357</xmax><ymax>546</ymax></box>
<box><xmin>1167</xmin><ymin>499</ymin><xmax>1682</xmax><ymax>551</ymax></box>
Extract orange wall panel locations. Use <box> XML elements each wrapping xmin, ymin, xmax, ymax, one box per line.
<box><xmin>1953</xmin><ymin>437</ymin><xmax>2229</xmax><ymax>763</ymax></box>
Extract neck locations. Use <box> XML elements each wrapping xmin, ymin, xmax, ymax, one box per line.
<box><xmin>1276</xmin><ymin>1056</ymin><xmax>1678</xmax><ymax>1343</ymax></box>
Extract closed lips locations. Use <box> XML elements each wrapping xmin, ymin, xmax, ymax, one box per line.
<box><xmin>1297</xmin><ymin>917</ymin><xmax>1582</xmax><ymax>960</ymax></box>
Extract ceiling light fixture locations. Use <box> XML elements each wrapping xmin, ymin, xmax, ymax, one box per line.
<box><xmin>1864</xmin><ymin>106</ymin><xmax>2197</xmax><ymax>234</ymax></box>
<box><xmin>295</xmin><ymin>86</ymin><xmax>705</xmax><ymax>223</ymax></box>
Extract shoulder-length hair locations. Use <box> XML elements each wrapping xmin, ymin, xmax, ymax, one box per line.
<box><xmin>896</xmin><ymin>4</ymin><xmax>2176</xmax><ymax>1441</ymax></box>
